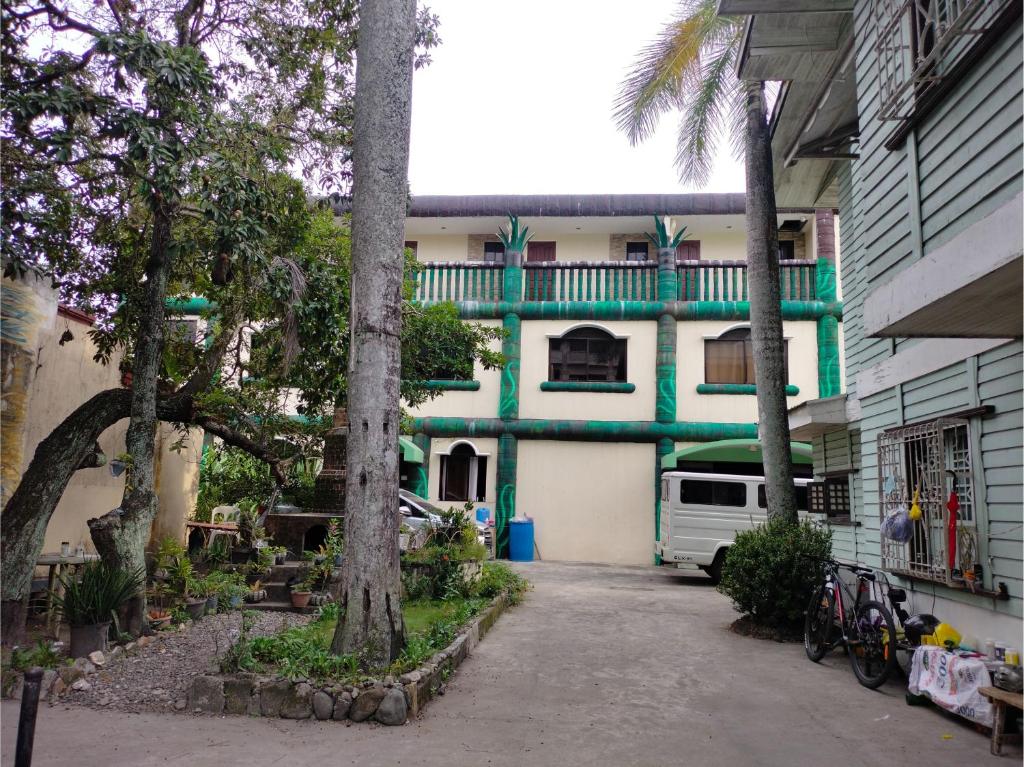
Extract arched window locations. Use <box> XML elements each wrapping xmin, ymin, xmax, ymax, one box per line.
<box><xmin>439</xmin><ymin>443</ymin><xmax>487</xmax><ymax>502</ymax></box>
<box><xmin>704</xmin><ymin>327</ymin><xmax>788</xmax><ymax>385</ymax></box>
<box><xmin>548</xmin><ymin>327</ymin><xmax>627</xmax><ymax>383</ymax></box>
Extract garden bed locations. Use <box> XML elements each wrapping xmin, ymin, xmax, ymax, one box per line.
<box><xmin>188</xmin><ymin>591</ymin><xmax>513</xmax><ymax>724</ymax></box>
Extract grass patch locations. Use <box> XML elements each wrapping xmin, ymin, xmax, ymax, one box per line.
<box><xmin>229</xmin><ymin>562</ymin><xmax>528</xmax><ymax>682</ymax></box>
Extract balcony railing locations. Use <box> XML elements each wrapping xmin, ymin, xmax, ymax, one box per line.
<box><xmin>413</xmin><ymin>260</ymin><xmax>817</xmax><ymax>303</ymax></box>
<box><xmin>523</xmin><ymin>261</ymin><xmax>657</xmax><ymax>302</ymax></box>
<box><xmin>677</xmin><ymin>260</ymin><xmax>817</xmax><ymax>302</ymax></box>
<box><xmin>413</xmin><ymin>262</ymin><xmax>504</xmax><ymax>302</ymax></box>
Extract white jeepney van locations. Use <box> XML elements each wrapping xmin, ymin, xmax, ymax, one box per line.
<box><xmin>655</xmin><ymin>471</ymin><xmax>811</xmax><ymax>583</ymax></box>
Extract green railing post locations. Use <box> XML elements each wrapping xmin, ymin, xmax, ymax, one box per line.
<box><xmin>814</xmin><ymin>210</ymin><xmax>841</xmax><ymax>398</ymax></box>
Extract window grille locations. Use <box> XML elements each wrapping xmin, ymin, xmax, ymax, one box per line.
<box><xmin>877</xmin><ymin>417</ymin><xmax>977</xmax><ymax>586</ymax></box>
<box><xmin>872</xmin><ymin>0</ymin><xmax>1014</xmax><ymax>121</ymax></box>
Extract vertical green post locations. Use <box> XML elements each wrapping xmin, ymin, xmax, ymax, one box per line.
<box><xmin>495</xmin><ymin>433</ymin><xmax>517</xmax><ymax>558</ymax></box>
<box><xmin>654</xmin><ymin>235</ymin><xmax>679</xmax><ymax>563</ymax></box>
<box><xmin>814</xmin><ymin>210</ymin><xmax>841</xmax><ymax>398</ymax></box>
<box><xmin>410</xmin><ymin>433</ymin><xmax>431</xmax><ymax>499</ymax></box>
<box><xmin>495</xmin><ymin>234</ymin><xmax>525</xmax><ymax>558</ymax></box>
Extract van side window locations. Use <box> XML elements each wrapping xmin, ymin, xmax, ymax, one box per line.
<box><xmin>757</xmin><ymin>484</ymin><xmax>809</xmax><ymax>512</ymax></box>
<box><xmin>680</xmin><ymin>480</ymin><xmax>746</xmax><ymax>507</ymax></box>
<box><xmin>661</xmin><ymin>479</ymin><xmax>669</xmax><ymax>502</ymax></box>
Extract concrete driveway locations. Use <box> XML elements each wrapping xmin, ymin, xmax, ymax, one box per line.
<box><xmin>2</xmin><ymin>561</ymin><xmax>1016</xmax><ymax>766</ymax></box>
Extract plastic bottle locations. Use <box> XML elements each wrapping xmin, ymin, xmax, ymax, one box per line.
<box><xmin>984</xmin><ymin>638</ymin><xmax>996</xmax><ymax>659</ymax></box>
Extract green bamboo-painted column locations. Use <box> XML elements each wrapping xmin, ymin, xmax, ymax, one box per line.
<box><xmin>652</xmin><ymin>219</ymin><xmax>683</xmax><ymax>563</ymax></box>
<box><xmin>494</xmin><ymin>218</ymin><xmax>529</xmax><ymax>557</ymax></box>
<box><xmin>814</xmin><ymin>210</ymin><xmax>841</xmax><ymax>398</ymax></box>
<box><xmin>495</xmin><ymin>433</ymin><xmax>517</xmax><ymax>557</ymax></box>
<box><xmin>410</xmin><ymin>432</ymin><xmax>431</xmax><ymax>498</ymax></box>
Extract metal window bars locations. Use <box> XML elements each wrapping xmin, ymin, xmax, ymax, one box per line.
<box><xmin>871</xmin><ymin>0</ymin><xmax>1011</xmax><ymax>121</ymax></box>
<box><xmin>877</xmin><ymin>417</ymin><xmax>977</xmax><ymax>585</ymax></box>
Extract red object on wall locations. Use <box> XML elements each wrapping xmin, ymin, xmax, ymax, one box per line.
<box><xmin>946</xmin><ymin>490</ymin><xmax>960</xmax><ymax>570</ymax></box>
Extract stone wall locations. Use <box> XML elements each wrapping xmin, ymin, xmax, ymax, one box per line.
<box><xmin>466</xmin><ymin>234</ymin><xmax>502</xmax><ymax>261</ymax></box>
<box><xmin>187</xmin><ymin>590</ymin><xmax>511</xmax><ymax>725</ymax></box>
<box><xmin>608</xmin><ymin>233</ymin><xmax>648</xmax><ymax>260</ymax></box>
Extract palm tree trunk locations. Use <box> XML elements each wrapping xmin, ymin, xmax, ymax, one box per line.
<box><xmin>330</xmin><ymin>0</ymin><xmax>416</xmax><ymax>667</ymax></box>
<box><xmin>744</xmin><ymin>80</ymin><xmax>797</xmax><ymax>524</ymax></box>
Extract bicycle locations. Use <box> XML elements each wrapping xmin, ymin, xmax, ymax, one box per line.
<box><xmin>804</xmin><ymin>558</ymin><xmax>898</xmax><ymax>689</ymax></box>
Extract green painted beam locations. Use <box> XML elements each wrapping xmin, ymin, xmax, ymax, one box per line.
<box><xmin>655</xmin><ymin>314</ymin><xmax>677</xmax><ymax>423</ymax></box>
<box><xmin>539</xmin><ymin>381</ymin><xmax>636</xmax><ymax>393</ymax></box>
<box><xmin>410</xmin><ymin>417</ymin><xmax>757</xmax><ymax>443</ymax></box>
<box><xmin>654</xmin><ymin>437</ymin><xmax>674</xmax><ymax>563</ymax></box>
<box><xmin>166</xmin><ymin>297</ymin><xmax>216</xmax><ymax>314</ymax></box>
<box><xmin>696</xmin><ymin>383</ymin><xmax>800</xmax><ymax>396</ymax></box>
<box><xmin>441</xmin><ymin>300</ymin><xmax>843</xmax><ymax>321</ymax></box>
<box><xmin>417</xmin><ymin>379</ymin><xmax>481</xmax><ymax>391</ymax></box>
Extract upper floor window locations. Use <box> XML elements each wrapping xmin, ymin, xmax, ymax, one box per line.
<box><xmin>404</xmin><ymin>241</ymin><xmax>418</xmax><ymax>257</ymax></box>
<box><xmin>704</xmin><ymin>327</ymin><xmax>788</xmax><ymax>385</ymax></box>
<box><xmin>778</xmin><ymin>240</ymin><xmax>795</xmax><ymax>260</ymax></box>
<box><xmin>483</xmin><ymin>241</ymin><xmax>505</xmax><ymax>263</ymax></box>
<box><xmin>548</xmin><ymin>327</ymin><xmax>626</xmax><ymax>383</ymax></box>
<box><xmin>625</xmin><ymin>241</ymin><xmax>649</xmax><ymax>261</ymax></box>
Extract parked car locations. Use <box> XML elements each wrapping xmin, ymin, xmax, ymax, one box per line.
<box><xmin>398</xmin><ymin>489</ymin><xmax>487</xmax><ymax>544</ymax></box>
<box><xmin>655</xmin><ymin>471</ymin><xmax>812</xmax><ymax>584</ymax></box>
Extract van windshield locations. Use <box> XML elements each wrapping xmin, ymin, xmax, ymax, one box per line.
<box><xmin>757</xmin><ymin>484</ymin><xmax>809</xmax><ymax>511</ymax></box>
<box><xmin>680</xmin><ymin>479</ymin><xmax>746</xmax><ymax>508</ymax></box>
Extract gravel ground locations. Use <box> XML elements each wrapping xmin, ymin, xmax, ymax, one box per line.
<box><xmin>61</xmin><ymin>611</ymin><xmax>311</xmax><ymax>713</ymax></box>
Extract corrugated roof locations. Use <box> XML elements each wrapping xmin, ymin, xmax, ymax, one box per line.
<box><xmin>325</xmin><ymin>193</ymin><xmax>824</xmax><ymax>217</ymax></box>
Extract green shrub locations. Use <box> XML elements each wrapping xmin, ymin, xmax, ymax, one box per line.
<box><xmin>717</xmin><ymin>518</ymin><xmax>831</xmax><ymax>630</ymax></box>
<box><xmin>473</xmin><ymin>562</ymin><xmax>529</xmax><ymax>604</ymax></box>
<box><xmin>52</xmin><ymin>561</ymin><xmax>145</xmax><ymax>627</ymax></box>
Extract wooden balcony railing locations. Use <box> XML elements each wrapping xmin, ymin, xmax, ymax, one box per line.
<box><xmin>413</xmin><ymin>262</ymin><xmax>504</xmax><ymax>302</ymax></box>
<box><xmin>412</xmin><ymin>259</ymin><xmax>817</xmax><ymax>303</ymax></box>
<box><xmin>523</xmin><ymin>261</ymin><xmax>657</xmax><ymax>302</ymax></box>
<box><xmin>677</xmin><ymin>260</ymin><xmax>817</xmax><ymax>302</ymax></box>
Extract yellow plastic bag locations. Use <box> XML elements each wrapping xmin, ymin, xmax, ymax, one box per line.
<box><xmin>909</xmin><ymin>488</ymin><xmax>923</xmax><ymax>521</ymax></box>
<box><xmin>933</xmin><ymin>623</ymin><xmax>962</xmax><ymax>649</ymax></box>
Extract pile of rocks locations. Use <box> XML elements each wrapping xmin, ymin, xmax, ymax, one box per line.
<box><xmin>6</xmin><ymin>639</ymin><xmax>154</xmax><ymax>703</ymax></box>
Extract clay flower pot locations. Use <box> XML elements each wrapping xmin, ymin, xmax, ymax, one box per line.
<box><xmin>185</xmin><ymin>598</ymin><xmax>207</xmax><ymax>621</ymax></box>
<box><xmin>290</xmin><ymin>591</ymin><xmax>312</xmax><ymax>609</ymax></box>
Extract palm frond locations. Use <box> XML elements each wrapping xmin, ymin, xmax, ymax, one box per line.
<box><xmin>496</xmin><ymin>213</ymin><xmax>533</xmax><ymax>252</ymax></box>
<box><xmin>674</xmin><ymin>38</ymin><xmax>741</xmax><ymax>187</ymax></box>
<box><xmin>613</xmin><ymin>0</ymin><xmax>740</xmax><ymax>146</ymax></box>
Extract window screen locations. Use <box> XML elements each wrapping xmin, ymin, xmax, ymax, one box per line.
<box><xmin>680</xmin><ymin>480</ymin><xmax>746</xmax><ymax>508</ymax></box>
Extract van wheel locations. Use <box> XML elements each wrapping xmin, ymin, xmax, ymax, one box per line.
<box><xmin>704</xmin><ymin>550</ymin><xmax>726</xmax><ymax>585</ymax></box>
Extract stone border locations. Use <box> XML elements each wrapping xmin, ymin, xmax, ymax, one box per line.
<box><xmin>186</xmin><ymin>590</ymin><xmax>512</xmax><ymax>725</ymax></box>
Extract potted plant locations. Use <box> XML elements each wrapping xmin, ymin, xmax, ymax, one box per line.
<box><xmin>269</xmin><ymin>545</ymin><xmax>288</xmax><ymax>565</ymax></box>
<box><xmin>290</xmin><ymin>576</ymin><xmax>313</xmax><ymax>609</ymax></box>
<box><xmin>147</xmin><ymin>608</ymin><xmax>172</xmax><ymax>629</ymax></box>
<box><xmin>326</xmin><ymin>518</ymin><xmax>344</xmax><ymax>565</ymax></box>
<box><xmin>184</xmin><ymin>576</ymin><xmax>208</xmax><ymax>620</ymax></box>
<box><xmin>53</xmin><ymin>561</ymin><xmax>144</xmax><ymax>658</ymax></box>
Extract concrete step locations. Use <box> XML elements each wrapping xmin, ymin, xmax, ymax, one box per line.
<box><xmin>243</xmin><ymin>600</ymin><xmax>318</xmax><ymax>615</ymax></box>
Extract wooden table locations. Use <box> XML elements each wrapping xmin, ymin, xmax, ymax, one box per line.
<box><xmin>36</xmin><ymin>552</ymin><xmax>101</xmax><ymax>633</ymax></box>
<box><xmin>186</xmin><ymin>520</ymin><xmax>240</xmax><ymax>548</ymax></box>
<box><xmin>980</xmin><ymin>685</ymin><xmax>1024</xmax><ymax>756</ymax></box>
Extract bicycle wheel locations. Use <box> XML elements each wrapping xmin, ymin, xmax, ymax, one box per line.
<box><xmin>804</xmin><ymin>585</ymin><xmax>834</xmax><ymax>662</ymax></box>
<box><xmin>848</xmin><ymin>599</ymin><xmax>897</xmax><ymax>689</ymax></box>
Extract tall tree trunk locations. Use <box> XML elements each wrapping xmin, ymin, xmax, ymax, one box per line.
<box><xmin>89</xmin><ymin>208</ymin><xmax>174</xmax><ymax>634</ymax></box>
<box><xmin>744</xmin><ymin>80</ymin><xmax>797</xmax><ymax>524</ymax></box>
<box><xmin>330</xmin><ymin>0</ymin><xmax>416</xmax><ymax>667</ymax></box>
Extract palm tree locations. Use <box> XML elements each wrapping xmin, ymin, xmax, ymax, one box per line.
<box><xmin>330</xmin><ymin>0</ymin><xmax>417</xmax><ymax>666</ymax></box>
<box><xmin>614</xmin><ymin>0</ymin><xmax>798</xmax><ymax>524</ymax></box>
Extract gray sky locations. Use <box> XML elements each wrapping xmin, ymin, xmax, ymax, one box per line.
<box><xmin>407</xmin><ymin>0</ymin><xmax>746</xmax><ymax>196</ymax></box>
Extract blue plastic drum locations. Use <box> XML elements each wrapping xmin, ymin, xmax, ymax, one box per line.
<box><xmin>508</xmin><ymin>519</ymin><xmax>534</xmax><ymax>562</ymax></box>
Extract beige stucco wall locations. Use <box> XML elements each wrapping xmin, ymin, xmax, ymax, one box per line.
<box><xmin>7</xmin><ymin>301</ymin><xmax>201</xmax><ymax>562</ymax></box>
<box><xmin>410</xmin><ymin>235</ymin><xmax>469</xmax><ymax>262</ymax></box>
<box><xmin>405</xmin><ymin>318</ymin><xmax>502</xmax><ymax>420</ymax></box>
<box><xmin>517</xmin><ymin>320</ymin><xmax>657</xmax><ymax>421</ymax></box>
<box><xmin>18</xmin><ymin>312</ymin><xmax>129</xmax><ymax>556</ymax></box>
<box><xmin>676</xmin><ymin>320</ymin><xmax>820</xmax><ymax>423</ymax></box>
<box><xmin>517</xmin><ymin>441</ymin><xmax>655</xmax><ymax>565</ymax></box>
<box><xmin>151</xmin><ymin>424</ymin><xmax>204</xmax><ymax>546</ymax></box>
<box><xmin>422</xmin><ymin>437</ymin><xmax>499</xmax><ymax>512</ymax></box>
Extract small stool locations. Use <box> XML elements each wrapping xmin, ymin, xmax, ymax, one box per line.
<box><xmin>980</xmin><ymin>686</ymin><xmax>1024</xmax><ymax>756</ymax></box>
